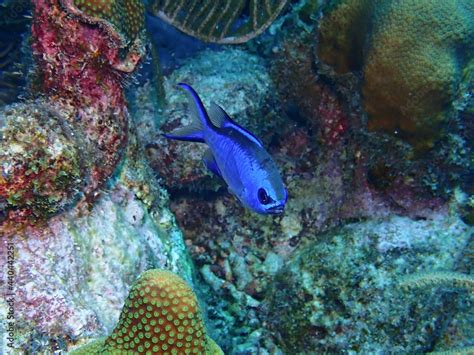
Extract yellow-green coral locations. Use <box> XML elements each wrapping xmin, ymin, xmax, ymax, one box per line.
<box><xmin>72</xmin><ymin>0</ymin><xmax>145</xmax><ymax>42</ymax></box>
<box><xmin>318</xmin><ymin>0</ymin><xmax>474</xmax><ymax>151</ymax></box>
<box><xmin>317</xmin><ymin>0</ymin><xmax>373</xmax><ymax>73</ymax></box>
<box><xmin>71</xmin><ymin>269</ymin><xmax>223</xmax><ymax>354</ymax></box>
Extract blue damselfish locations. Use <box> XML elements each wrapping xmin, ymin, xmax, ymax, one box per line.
<box><xmin>163</xmin><ymin>83</ymin><xmax>287</xmax><ymax>214</ymax></box>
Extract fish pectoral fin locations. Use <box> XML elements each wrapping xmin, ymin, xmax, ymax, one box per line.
<box><xmin>227</xmin><ymin>186</ymin><xmax>240</xmax><ymax>200</ymax></box>
<box><xmin>203</xmin><ymin>149</ymin><xmax>223</xmax><ymax>179</ymax></box>
<box><xmin>227</xmin><ymin>187</ymin><xmax>236</xmax><ymax>198</ymax></box>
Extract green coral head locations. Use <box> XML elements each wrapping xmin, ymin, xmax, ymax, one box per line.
<box><xmin>71</xmin><ymin>269</ymin><xmax>223</xmax><ymax>354</ymax></box>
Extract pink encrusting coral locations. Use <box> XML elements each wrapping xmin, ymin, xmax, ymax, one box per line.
<box><xmin>0</xmin><ymin>0</ymin><xmax>145</xmax><ymax>233</ymax></box>
<box><xmin>316</xmin><ymin>88</ymin><xmax>349</xmax><ymax>146</ymax></box>
<box><xmin>271</xmin><ymin>33</ymin><xmax>350</xmax><ymax>147</ymax></box>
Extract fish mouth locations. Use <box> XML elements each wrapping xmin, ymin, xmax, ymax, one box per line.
<box><xmin>267</xmin><ymin>205</ymin><xmax>285</xmax><ymax>214</ymax></box>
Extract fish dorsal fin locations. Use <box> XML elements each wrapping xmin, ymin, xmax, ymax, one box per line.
<box><xmin>208</xmin><ymin>102</ymin><xmax>264</xmax><ymax>148</ymax></box>
<box><xmin>202</xmin><ymin>148</ymin><xmax>222</xmax><ymax>178</ymax></box>
<box><xmin>208</xmin><ymin>102</ymin><xmax>229</xmax><ymax>128</ymax></box>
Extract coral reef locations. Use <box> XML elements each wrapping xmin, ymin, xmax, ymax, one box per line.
<box><xmin>0</xmin><ymin>174</ymin><xmax>192</xmax><ymax>351</ymax></box>
<box><xmin>1</xmin><ymin>0</ymin><xmax>471</xmax><ymax>353</ymax></box>
<box><xmin>266</xmin><ymin>212</ymin><xmax>472</xmax><ymax>353</ymax></box>
<box><xmin>0</xmin><ymin>0</ymin><xmax>147</xmax><ymax>231</ymax></box>
<box><xmin>0</xmin><ymin>95</ymin><xmax>195</xmax><ymax>352</ymax></box>
<box><xmin>146</xmin><ymin>48</ymin><xmax>285</xmax><ymax>192</ymax></box>
<box><xmin>71</xmin><ymin>269</ymin><xmax>223</xmax><ymax>354</ymax></box>
<box><xmin>40</xmin><ymin>2</ymin><xmax>474</xmax><ymax>353</ymax></box>
<box><xmin>169</xmin><ymin>188</ymin><xmax>468</xmax><ymax>352</ymax></box>
<box><xmin>314</xmin><ymin>0</ymin><xmax>473</xmax><ymax>208</ymax></box>
<box><xmin>0</xmin><ymin>1</ymin><xmax>193</xmax><ymax>353</ymax></box>
<box><xmin>318</xmin><ymin>0</ymin><xmax>474</xmax><ymax>150</ymax></box>
<box><xmin>148</xmin><ymin>36</ymin><xmax>458</xmax><ymax>352</ymax></box>
<box><xmin>148</xmin><ymin>0</ymin><xmax>289</xmax><ymax>44</ymax></box>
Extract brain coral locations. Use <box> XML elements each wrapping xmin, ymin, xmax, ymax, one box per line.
<box><xmin>318</xmin><ymin>0</ymin><xmax>474</xmax><ymax>150</ymax></box>
<box><xmin>72</xmin><ymin>269</ymin><xmax>223</xmax><ymax>354</ymax></box>
<box><xmin>317</xmin><ymin>0</ymin><xmax>373</xmax><ymax>74</ymax></box>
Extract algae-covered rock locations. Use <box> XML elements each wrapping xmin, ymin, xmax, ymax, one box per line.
<box><xmin>0</xmin><ymin>101</ymin><xmax>84</xmax><ymax>221</ymax></box>
<box><xmin>267</xmin><ymin>212</ymin><xmax>472</xmax><ymax>353</ymax></box>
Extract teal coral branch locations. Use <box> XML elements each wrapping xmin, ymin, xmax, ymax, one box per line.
<box><xmin>398</xmin><ymin>271</ymin><xmax>473</xmax><ymax>354</ymax></box>
<box><xmin>428</xmin><ymin>346</ymin><xmax>474</xmax><ymax>355</ymax></box>
<box><xmin>399</xmin><ymin>271</ymin><xmax>474</xmax><ymax>292</ymax></box>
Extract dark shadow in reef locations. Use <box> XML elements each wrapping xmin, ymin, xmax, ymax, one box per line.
<box><xmin>145</xmin><ymin>13</ymin><xmax>219</xmax><ymax>75</ymax></box>
<box><xmin>167</xmin><ymin>185</ymin><xmax>227</xmax><ymax>202</ymax></box>
<box><xmin>0</xmin><ymin>0</ymin><xmax>31</xmax><ymax>107</ymax></box>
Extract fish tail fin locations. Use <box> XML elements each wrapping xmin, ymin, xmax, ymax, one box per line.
<box><xmin>161</xmin><ymin>132</ymin><xmax>205</xmax><ymax>143</ymax></box>
<box><xmin>164</xmin><ymin>83</ymin><xmax>216</xmax><ymax>143</ymax></box>
<box><xmin>178</xmin><ymin>82</ymin><xmax>215</xmax><ymax>128</ymax></box>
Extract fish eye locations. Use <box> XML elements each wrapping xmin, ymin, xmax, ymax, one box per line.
<box><xmin>257</xmin><ymin>188</ymin><xmax>272</xmax><ymax>205</ymax></box>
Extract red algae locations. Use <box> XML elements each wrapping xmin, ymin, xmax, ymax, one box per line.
<box><xmin>31</xmin><ymin>0</ymin><xmax>132</xmax><ymax>191</ymax></box>
<box><xmin>0</xmin><ymin>0</ymin><xmax>146</xmax><ymax>233</ymax></box>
